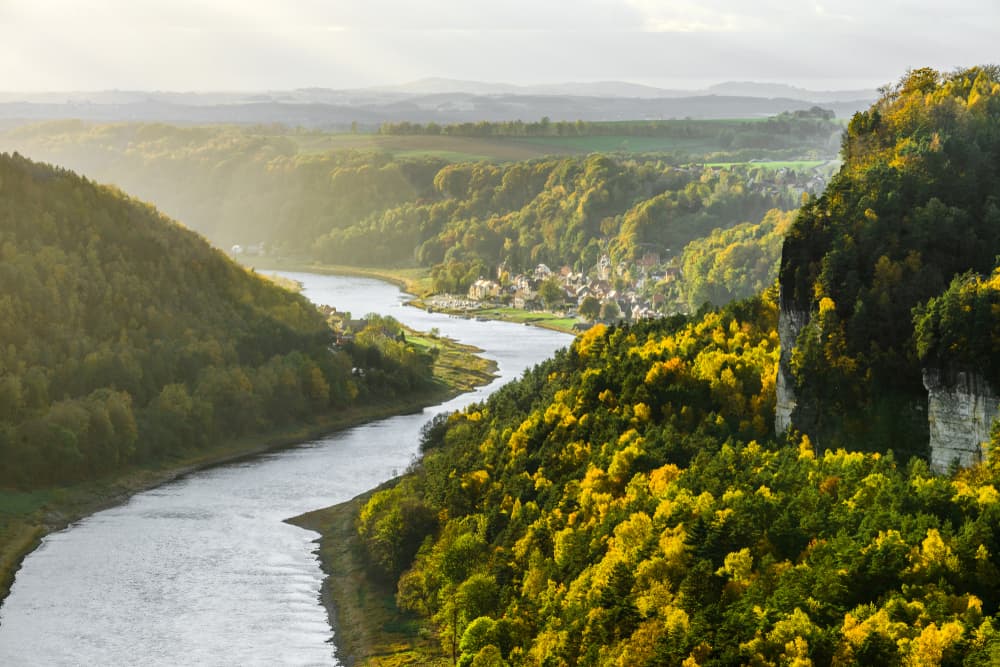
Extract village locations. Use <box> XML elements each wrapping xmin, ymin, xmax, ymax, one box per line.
<box><xmin>426</xmin><ymin>252</ymin><xmax>680</xmax><ymax>330</ymax></box>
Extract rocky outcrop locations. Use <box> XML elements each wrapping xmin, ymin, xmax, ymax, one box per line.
<box><xmin>775</xmin><ymin>305</ymin><xmax>809</xmax><ymax>434</ymax></box>
<box><xmin>923</xmin><ymin>367</ymin><xmax>1000</xmax><ymax>472</ymax></box>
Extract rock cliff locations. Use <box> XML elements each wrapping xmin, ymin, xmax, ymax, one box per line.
<box><xmin>775</xmin><ymin>302</ymin><xmax>808</xmax><ymax>435</ymax></box>
<box><xmin>923</xmin><ymin>368</ymin><xmax>999</xmax><ymax>472</ymax></box>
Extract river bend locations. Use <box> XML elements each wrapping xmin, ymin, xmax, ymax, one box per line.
<box><xmin>0</xmin><ymin>273</ymin><xmax>569</xmax><ymax>666</ymax></box>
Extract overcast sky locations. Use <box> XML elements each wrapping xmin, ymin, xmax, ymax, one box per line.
<box><xmin>1</xmin><ymin>0</ymin><xmax>996</xmax><ymax>91</ymax></box>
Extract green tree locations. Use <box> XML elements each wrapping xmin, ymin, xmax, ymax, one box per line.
<box><xmin>600</xmin><ymin>300</ymin><xmax>621</xmax><ymax>322</ymax></box>
<box><xmin>538</xmin><ymin>277</ymin><xmax>564</xmax><ymax>310</ymax></box>
<box><xmin>579</xmin><ymin>295</ymin><xmax>601</xmax><ymax>321</ymax></box>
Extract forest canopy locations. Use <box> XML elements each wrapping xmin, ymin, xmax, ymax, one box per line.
<box><xmin>780</xmin><ymin>66</ymin><xmax>1000</xmax><ymax>455</ymax></box>
<box><xmin>356</xmin><ymin>294</ymin><xmax>1000</xmax><ymax>665</ymax></box>
<box><xmin>0</xmin><ymin>153</ymin><xmax>437</xmax><ymax>488</ymax></box>
<box><xmin>346</xmin><ymin>67</ymin><xmax>1000</xmax><ymax>666</ymax></box>
<box><xmin>3</xmin><ymin>119</ymin><xmax>831</xmax><ymax>298</ymax></box>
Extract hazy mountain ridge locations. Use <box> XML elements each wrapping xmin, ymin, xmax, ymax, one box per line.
<box><xmin>0</xmin><ymin>78</ymin><xmax>881</xmax><ymax>104</ymax></box>
<box><xmin>0</xmin><ymin>78</ymin><xmax>877</xmax><ymax>128</ymax></box>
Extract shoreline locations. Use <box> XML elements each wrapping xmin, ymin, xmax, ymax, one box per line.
<box><xmin>243</xmin><ymin>258</ymin><xmax>433</xmax><ymax>298</ymax></box>
<box><xmin>242</xmin><ymin>257</ymin><xmax>584</xmax><ymax>335</ymax></box>
<box><xmin>418</xmin><ymin>303</ymin><xmax>581</xmax><ymax>335</ymax></box>
<box><xmin>0</xmin><ymin>332</ymin><xmax>497</xmax><ymax>612</ymax></box>
<box><xmin>289</xmin><ymin>483</ymin><xmax>450</xmax><ymax>667</ymax></box>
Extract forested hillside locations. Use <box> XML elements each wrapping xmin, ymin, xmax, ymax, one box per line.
<box><xmin>3</xmin><ymin>120</ymin><xmax>829</xmax><ymax>297</ymax></box>
<box><xmin>780</xmin><ymin>66</ymin><xmax>1000</xmax><ymax>456</ymax></box>
<box><xmin>672</xmin><ymin>208</ymin><xmax>794</xmax><ymax>312</ymax></box>
<box><xmin>338</xmin><ymin>68</ymin><xmax>1000</xmax><ymax>666</ymax></box>
<box><xmin>338</xmin><ymin>157</ymin><xmax>813</xmax><ymax>294</ymax></box>
<box><xmin>914</xmin><ymin>269</ymin><xmax>1000</xmax><ymax>387</ymax></box>
<box><xmin>0</xmin><ymin>153</ymin><xmax>436</xmax><ymax>488</ymax></box>
<box><xmin>356</xmin><ymin>296</ymin><xmax>1000</xmax><ymax>665</ymax></box>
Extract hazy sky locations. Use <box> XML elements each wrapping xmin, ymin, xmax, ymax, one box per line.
<box><xmin>1</xmin><ymin>0</ymin><xmax>996</xmax><ymax>91</ymax></box>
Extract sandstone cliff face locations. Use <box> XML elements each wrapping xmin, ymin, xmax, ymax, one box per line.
<box><xmin>775</xmin><ymin>305</ymin><xmax>808</xmax><ymax>435</ymax></box>
<box><xmin>923</xmin><ymin>367</ymin><xmax>999</xmax><ymax>472</ymax></box>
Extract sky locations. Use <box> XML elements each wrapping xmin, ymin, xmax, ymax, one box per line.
<box><xmin>0</xmin><ymin>0</ymin><xmax>996</xmax><ymax>92</ymax></box>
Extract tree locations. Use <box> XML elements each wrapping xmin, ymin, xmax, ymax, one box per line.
<box><xmin>538</xmin><ymin>277</ymin><xmax>564</xmax><ymax>310</ymax></box>
<box><xmin>579</xmin><ymin>295</ymin><xmax>601</xmax><ymax>321</ymax></box>
<box><xmin>600</xmin><ymin>300</ymin><xmax>621</xmax><ymax>322</ymax></box>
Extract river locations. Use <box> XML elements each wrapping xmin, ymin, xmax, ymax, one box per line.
<box><xmin>0</xmin><ymin>273</ymin><xmax>569</xmax><ymax>666</ymax></box>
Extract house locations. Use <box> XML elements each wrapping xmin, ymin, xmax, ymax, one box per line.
<box><xmin>343</xmin><ymin>319</ymin><xmax>370</xmax><ymax>333</ymax></box>
<box><xmin>597</xmin><ymin>254</ymin><xmax>612</xmax><ymax>281</ymax></box>
<box><xmin>639</xmin><ymin>251</ymin><xmax>660</xmax><ymax>269</ymax></box>
<box><xmin>591</xmin><ymin>279</ymin><xmax>612</xmax><ymax>296</ymax></box>
<box><xmin>631</xmin><ymin>304</ymin><xmax>658</xmax><ymax>321</ymax></box>
<box><xmin>534</xmin><ymin>263</ymin><xmax>553</xmax><ymax>280</ymax></box>
<box><xmin>513</xmin><ymin>289</ymin><xmax>540</xmax><ymax>310</ymax></box>
<box><xmin>230</xmin><ymin>242</ymin><xmax>266</xmax><ymax>257</ymax></box>
<box><xmin>468</xmin><ymin>278</ymin><xmax>501</xmax><ymax>301</ymax></box>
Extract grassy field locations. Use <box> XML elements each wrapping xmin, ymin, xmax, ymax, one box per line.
<box><xmin>2</xmin><ymin>119</ymin><xmax>839</xmax><ymax>169</ymax></box>
<box><xmin>405</xmin><ymin>329</ymin><xmax>496</xmax><ymax>393</ymax></box>
<box><xmin>289</xmin><ymin>133</ymin><xmax>553</xmax><ymax>162</ymax></box>
<box><xmin>0</xmin><ymin>328</ymin><xmax>496</xmax><ymax>612</ymax></box>
<box><xmin>514</xmin><ymin>134</ymin><xmax>732</xmax><ymax>155</ymax></box>
<box><xmin>287</xmin><ymin>129</ymin><xmax>836</xmax><ymax>163</ymax></box>
<box><xmin>470</xmin><ymin>306</ymin><xmax>580</xmax><ymax>333</ymax></box>
<box><xmin>705</xmin><ymin>159</ymin><xmax>833</xmax><ymax>170</ymax></box>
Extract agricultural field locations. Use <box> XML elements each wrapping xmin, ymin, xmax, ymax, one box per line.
<box><xmin>288</xmin><ymin>131</ymin><xmax>740</xmax><ymax>161</ymax></box>
<box><xmin>705</xmin><ymin>159</ymin><xmax>836</xmax><ymax>170</ymax></box>
<box><xmin>288</xmin><ymin>133</ymin><xmax>554</xmax><ymax>162</ymax></box>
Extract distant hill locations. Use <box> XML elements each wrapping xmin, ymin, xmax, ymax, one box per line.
<box><xmin>372</xmin><ymin>77</ymin><xmax>878</xmax><ymax>102</ymax></box>
<box><xmin>364</xmin><ymin>77</ymin><xmax>689</xmax><ymax>99</ymax></box>
<box><xmin>2</xmin><ymin>117</ymin><xmax>834</xmax><ymax>275</ymax></box>
<box><xmin>0</xmin><ymin>79</ymin><xmax>878</xmax><ymax>129</ymax></box>
<box><xmin>707</xmin><ymin>80</ymin><xmax>879</xmax><ymax>103</ymax></box>
<box><xmin>0</xmin><ymin>95</ymin><xmax>869</xmax><ymax>128</ymax></box>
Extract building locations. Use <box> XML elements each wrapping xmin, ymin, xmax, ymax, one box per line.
<box><xmin>468</xmin><ymin>279</ymin><xmax>501</xmax><ymax>301</ymax></box>
<box><xmin>639</xmin><ymin>251</ymin><xmax>661</xmax><ymax>269</ymax></box>
<box><xmin>534</xmin><ymin>263</ymin><xmax>553</xmax><ymax>280</ymax></box>
<box><xmin>597</xmin><ymin>254</ymin><xmax>612</xmax><ymax>281</ymax></box>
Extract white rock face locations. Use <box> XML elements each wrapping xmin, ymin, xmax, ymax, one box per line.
<box><xmin>923</xmin><ymin>368</ymin><xmax>999</xmax><ymax>472</ymax></box>
<box><xmin>775</xmin><ymin>307</ymin><xmax>809</xmax><ymax>434</ymax></box>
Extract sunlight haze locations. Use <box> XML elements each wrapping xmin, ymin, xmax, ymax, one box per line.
<box><xmin>1</xmin><ymin>0</ymin><xmax>996</xmax><ymax>91</ymax></box>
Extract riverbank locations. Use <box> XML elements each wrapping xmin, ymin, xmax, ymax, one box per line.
<box><xmin>244</xmin><ymin>257</ymin><xmax>435</xmax><ymax>298</ymax></box>
<box><xmin>243</xmin><ymin>258</ymin><xmax>584</xmax><ymax>335</ymax></box>
<box><xmin>0</xmin><ymin>331</ymin><xmax>496</xmax><ymax>611</ymax></box>
<box><xmin>290</xmin><ymin>484</ymin><xmax>449</xmax><ymax>667</ymax></box>
<box><xmin>417</xmin><ymin>299</ymin><xmax>581</xmax><ymax>335</ymax></box>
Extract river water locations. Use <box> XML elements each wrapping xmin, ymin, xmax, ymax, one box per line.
<box><xmin>0</xmin><ymin>273</ymin><xmax>569</xmax><ymax>666</ymax></box>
